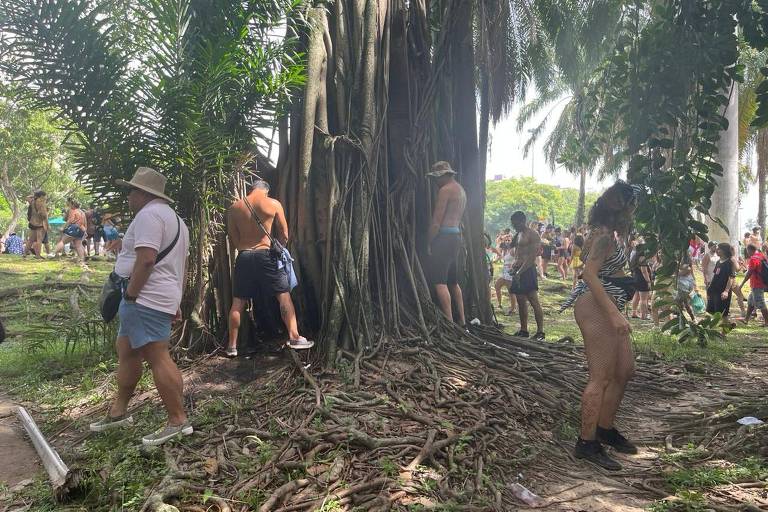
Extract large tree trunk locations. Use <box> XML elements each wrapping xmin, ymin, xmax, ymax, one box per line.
<box><xmin>575</xmin><ymin>167</ymin><xmax>587</xmax><ymax>227</ymax></box>
<box><xmin>0</xmin><ymin>162</ymin><xmax>23</xmax><ymax>241</ymax></box>
<box><xmin>272</xmin><ymin>0</ymin><xmax>493</xmax><ymax>361</ymax></box>
<box><xmin>710</xmin><ymin>81</ymin><xmax>740</xmax><ymax>249</ymax></box>
<box><xmin>757</xmin><ymin>128</ymin><xmax>768</xmax><ymax>232</ymax></box>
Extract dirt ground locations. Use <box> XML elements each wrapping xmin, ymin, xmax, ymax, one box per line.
<box><xmin>1</xmin><ymin>340</ymin><xmax>766</xmax><ymax>511</ymax></box>
<box><xmin>526</xmin><ymin>343</ymin><xmax>768</xmax><ymax>511</ymax></box>
<box><xmin>0</xmin><ymin>394</ymin><xmax>41</xmax><ymax>489</ymax></box>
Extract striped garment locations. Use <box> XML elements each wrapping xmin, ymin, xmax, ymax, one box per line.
<box><xmin>560</xmin><ymin>242</ymin><xmax>632</xmax><ymax>311</ymax></box>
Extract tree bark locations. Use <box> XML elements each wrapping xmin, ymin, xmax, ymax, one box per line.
<box><xmin>575</xmin><ymin>167</ymin><xmax>587</xmax><ymax>227</ymax></box>
<box><xmin>710</xmin><ymin>81</ymin><xmax>740</xmax><ymax>249</ymax></box>
<box><xmin>0</xmin><ymin>162</ymin><xmax>23</xmax><ymax>241</ymax></box>
<box><xmin>757</xmin><ymin>128</ymin><xmax>768</xmax><ymax>233</ymax></box>
<box><xmin>449</xmin><ymin>1</ymin><xmax>493</xmax><ymax>324</ymax></box>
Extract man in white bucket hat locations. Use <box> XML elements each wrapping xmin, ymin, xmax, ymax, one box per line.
<box><xmin>90</xmin><ymin>167</ymin><xmax>192</xmax><ymax>446</ymax></box>
<box><xmin>425</xmin><ymin>161</ymin><xmax>467</xmax><ymax>326</ymax></box>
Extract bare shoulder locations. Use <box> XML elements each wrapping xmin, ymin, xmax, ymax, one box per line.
<box><xmin>587</xmin><ymin>230</ymin><xmax>615</xmax><ymax>260</ymax></box>
<box><xmin>522</xmin><ymin>227</ymin><xmax>539</xmax><ymax>244</ymax></box>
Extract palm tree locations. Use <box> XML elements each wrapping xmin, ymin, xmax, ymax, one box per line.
<box><xmin>515</xmin><ymin>4</ymin><xmax>625</xmax><ymax>227</ymax></box>
<box><xmin>737</xmin><ymin>48</ymin><xmax>768</xmax><ymax>232</ymax></box>
<box><xmin>0</xmin><ymin>0</ymin><xmax>621</xmax><ymax>358</ymax></box>
<box><xmin>0</xmin><ymin>0</ymin><xmax>305</xmax><ymax>348</ymax></box>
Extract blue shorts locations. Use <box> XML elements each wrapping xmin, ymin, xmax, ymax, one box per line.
<box><xmin>749</xmin><ymin>288</ymin><xmax>766</xmax><ymax>309</ymax></box>
<box><xmin>118</xmin><ymin>300</ymin><xmax>173</xmax><ymax>349</ymax></box>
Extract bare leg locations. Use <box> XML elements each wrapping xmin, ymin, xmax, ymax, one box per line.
<box><xmin>527</xmin><ymin>292</ymin><xmax>545</xmax><ymax>333</ymax></box>
<box><xmin>449</xmin><ymin>283</ymin><xmax>465</xmax><ymax>325</ymax></box>
<box><xmin>515</xmin><ymin>295</ymin><xmax>529</xmax><ymax>332</ymax></box>
<box><xmin>574</xmin><ymin>292</ymin><xmax>621</xmax><ymax>439</ymax></box>
<box><xmin>631</xmin><ymin>292</ymin><xmax>640</xmax><ymax>316</ymax></box>
<box><xmin>276</xmin><ymin>292</ymin><xmax>301</xmax><ymax>340</ymax></box>
<box><xmin>639</xmin><ymin>291</ymin><xmax>650</xmax><ymax>319</ymax></box>
<box><xmin>74</xmin><ymin>238</ymin><xmax>86</xmax><ymax>261</ymax></box>
<box><xmin>54</xmin><ymin>235</ymin><xmax>69</xmax><ymax>256</ymax></box>
<box><xmin>494</xmin><ymin>278</ymin><xmax>505</xmax><ymax>309</ymax></box>
<box><xmin>509</xmin><ymin>293</ymin><xmax>517</xmax><ymax>313</ymax></box>
<box><xmin>732</xmin><ymin>285</ymin><xmax>746</xmax><ymax>316</ymax></box>
<box><xmin>228</xmin><ymin>297</ymin><xmax>247</xmax><ymax>351</ymax></box>
<box><xmin>109</xmin><ymin>336</ymin><xmax>143</xmax><ymax>417</ymax></box>
<box><xmin>141</xmin><ymin>341</ymin><xmax>187</xmax><ymax>426</ymax></box>
<box><xmin>598</xmin><ymin>332</ymin><xmax>635</xmax><ymax>428</ymax></box>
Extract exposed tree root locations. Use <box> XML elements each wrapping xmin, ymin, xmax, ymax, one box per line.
<box><xmin>129</xmin><ymin>323</ymin><xmax>702</xmax><ymax>510</ymax></box>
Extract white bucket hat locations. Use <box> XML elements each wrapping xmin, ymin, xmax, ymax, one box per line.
<box><xmin>115</xmin><ymin>167</ymin><xmax>174</xmax><ymax>203</ymax></box>
<box><xmin>426</xmin><ymin>160</ymin><xmax>457</xmax><ymax>178</ymax></box>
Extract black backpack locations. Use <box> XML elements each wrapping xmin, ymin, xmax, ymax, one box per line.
<box><xmin>759</xmin><ymin>255</ymin><xmax>768</xmax><ymax>285</ymax></box>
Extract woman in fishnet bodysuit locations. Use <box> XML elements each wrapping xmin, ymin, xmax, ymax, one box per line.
<box><xmin>563</xmin><ymin>181</ymin><xmax>639</xmax><ymax>470</ymax></box>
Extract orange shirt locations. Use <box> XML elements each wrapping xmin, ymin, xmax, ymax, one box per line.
<box><xmin>67</xmin><ymin>208</ymin><xmax>87</xmax><ymax>231</ymax></box>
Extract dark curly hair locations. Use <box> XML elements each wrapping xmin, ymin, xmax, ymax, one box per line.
<box><xmin>587</xmin><ymin>181</ymin><xmax>637</xmax><ymax>236</ymax></box>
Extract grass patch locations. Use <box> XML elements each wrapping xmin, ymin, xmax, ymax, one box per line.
<box><xmin>492</xmin><ymin>261</ymin><xmax>752</xmax><ymax>365</ymax></box>
<box><xmin>666</xmin><ymin>457</ymin><xmax>768</xmax><ymax>491</ymax></box>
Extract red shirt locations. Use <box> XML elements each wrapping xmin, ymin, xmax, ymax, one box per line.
<box><xmin>748</xmin><ymin>251</ymin><xmax>767</xmax><ymax>289</ymax></box>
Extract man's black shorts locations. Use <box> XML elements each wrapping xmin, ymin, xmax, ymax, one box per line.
<box><xmin>427</xmin><ymin>232</ymin><xmax>461</xmax><ymax>286</ymax></box>
<box><xmin>509</xmin><ymin>267</ymin><xmax>538</xmax><ymax>295</ymax></box>
<box><xmin>233</xmin><ymin>249</ymin><xmax>290</xmax><ymax>299</ymax></box>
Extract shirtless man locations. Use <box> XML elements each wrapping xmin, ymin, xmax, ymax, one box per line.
<box><xmin>226</xmin><ymin>179</ymin><xmax>312</xmax><ymax>356</ymax></box>
<box><xmin>509</xmin><ymin>211</ymin><xmax>545</xmax><ymax>340</ymax></box>
<box><xmin>426</xmin><ymin>161</ymin><xmax>467</xmax><ymax>325</ymax></box>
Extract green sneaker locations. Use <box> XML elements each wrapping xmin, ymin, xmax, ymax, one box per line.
<box><xmin>141</xmin><ymin>422</ymin><xmax>193</xmax><ymax>446</ymax></box>
<box><xmin>89</xmin><ymin>413</ymin><xmax>134</xmax><ymax>432</ymax></box>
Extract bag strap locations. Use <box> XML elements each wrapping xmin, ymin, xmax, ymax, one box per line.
<box><xmin>156</xmin><ymin>215</ymin><xmax>181</xmax><ymax>263</ymax></box>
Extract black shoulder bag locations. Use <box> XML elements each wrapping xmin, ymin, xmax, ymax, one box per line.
<box><xmin>242</xmin><ymin>197</ymin><xmax>285</xmax><ymax>258</ymax></box>
<box><xmin>99</xmin><ymin>215</ymin><xmax>181</xmax><ymax>322</ymax></box>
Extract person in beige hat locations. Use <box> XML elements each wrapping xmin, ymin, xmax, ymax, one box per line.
<box><xmin>91</xmin><ymin>167</ymin><xmax>193</xmax><ymax>447</ymax></box>
<box><xmin>425</xmin><ymin>161</ymin><xmax>467</xmax><ymax>326</ymax></box>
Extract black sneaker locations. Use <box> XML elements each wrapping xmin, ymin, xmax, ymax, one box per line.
<box><xmin>532</xmin><ymin>331</ymin><xmax>546</xmax><ymax>341</ymax></box>
<box><xmin>596</xmin><ymin>426</ymin><xmax>638</xmax><ymax>454</ymax></box>
<box><xmin>512</xmin><ymin>330</ymin><xmax>529</xmax><ymax>338</ymax></box>
<box><xmin>574</xmin><ymin>438</ymin><xmax>622</xmax><ymax>470</ymax></box>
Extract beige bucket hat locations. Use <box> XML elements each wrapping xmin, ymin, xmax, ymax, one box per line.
<box><xmin>115</xmin><ymin>167</ymin><xmax>174</xmax><ymax>203</ymax></box>
<box><xmin>426</xmin><ymin>160</ymin><xmax>457</xmax><ymax>178</ymax></box>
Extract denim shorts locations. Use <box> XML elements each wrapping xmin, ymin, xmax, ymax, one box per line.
<box><xmin>118</xmin><ymin>300</ymin><xmax>173</xmax><ymax>349</ymax></box>
<box><xmin>749</xmin><ymin>288</ymin><xmax>766</xmax><ymax>309</ymax></box>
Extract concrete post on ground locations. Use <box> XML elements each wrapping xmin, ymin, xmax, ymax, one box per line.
<box><xmin>709</xmin><ymin>81</ymin><xmax>740</xmax><ymax>249</ymax></box>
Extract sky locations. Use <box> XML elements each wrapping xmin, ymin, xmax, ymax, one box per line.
<box><xmin>487</xmin><ymin>99</ymin><xmax>761</xmax><ymax>233</ymax></box>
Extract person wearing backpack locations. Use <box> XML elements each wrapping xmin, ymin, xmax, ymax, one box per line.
<box><xmin>738</xmin><ymin>244</ymin><xmax>768</xmax><ymax>326</ymax></box>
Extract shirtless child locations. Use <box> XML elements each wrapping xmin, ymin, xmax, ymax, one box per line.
<box><xmin>509</xmin><ymin>211</ymin><xmax>546</xmax><ymax>340</ymax></box>
<box><xmin>226</xmin><ymin>179</ymin><xmax>313</xmax><ymax>356</ymax></box>
<box><xmin>426</xmin><ymin>161</ymin><xmax>467</xmax><ymax>325</ymax></box>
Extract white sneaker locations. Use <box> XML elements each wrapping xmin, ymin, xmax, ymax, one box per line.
<box><xmin>225</xmin><ymin>347</ymin><xmax>238</xmax><ymax>357</ymax></box>
<box><xmin>141</xmin><ymin>422</ymin><xmax>193</xmax><ymax>446</ymax></box>
<box><xmin>287</xmin><ymin>337</ymin><xmax>314</xmax><ymax>350</ymax></box>
<box><xmin>89</xmin><ymin>414</ymin><xmax>134</xmax><ymax>432</ymax></box>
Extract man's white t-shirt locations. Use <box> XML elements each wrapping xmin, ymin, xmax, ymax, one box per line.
<box><xmin>114</xmin><ymin>199</ymin><xmax>190</xmax><ymax>315</ymax></box>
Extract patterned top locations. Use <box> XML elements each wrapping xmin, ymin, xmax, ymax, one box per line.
<box><xmin>560</xmin><ymin>241</ymin><xmax>630</xmax><ymax>311</ymax></box>
<box><xmin>4</xmin><ymin>234</ymin><xmax>23</xmax><ymax>255</ymax></box>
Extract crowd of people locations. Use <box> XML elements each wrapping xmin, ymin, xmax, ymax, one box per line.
<box><xmin>4</xmin><ymin>162</ymin><xmax>766</xmax><ymax>462</ymax></box>
<box><xmin>0</xmin><ymin>192</ymin><xmax>123</xmax><ymax>261</ymax></box>
<box><xmin>487</xmin><ymin>215</ymin><xmax>768</xmax><ymax>333</ymax></box>
<box><xmin>477</xmin><ymin>182</ymin><xmax>768</xmax><ymax>470</ymax></box>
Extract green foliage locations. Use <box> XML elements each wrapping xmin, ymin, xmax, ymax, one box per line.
<box><xmin>667</xmin><ymin>457</ymin><xmax>768</xmax><ymax>491</ymax></box>
<box><xmin>485</xmin><ymin>177</ymin><xmax>599</xmax><ymax>235</ymax></box>
<box><xmin>557</xmin><ymin>1</ymin><xmax>768</xmax><ymax>342</ymax></box>
<box><xmin>0</xmin><ymin>93</ymin><xmax>87</xmax><ymax>231</ymax></box>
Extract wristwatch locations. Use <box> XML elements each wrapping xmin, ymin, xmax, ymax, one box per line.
<box><xmin>124</xmin><ymin>293</ymin><xmax>138</xmax><ymax>302</ymax></box>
